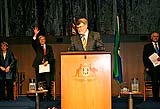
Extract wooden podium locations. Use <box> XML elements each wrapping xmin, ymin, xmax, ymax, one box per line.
<box><xmin>61</xmin><ymin>52</ymin><xmax>111</xmax><ymax>109</ymax></box>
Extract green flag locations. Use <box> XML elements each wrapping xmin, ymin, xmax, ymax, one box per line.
<box><xmin>113</xmin><ymin>16</ymin><xmax>123</xmax><ymax>83</ymax></box>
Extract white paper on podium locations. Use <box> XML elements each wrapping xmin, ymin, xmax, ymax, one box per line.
<box><xmin>39</xmin><ymin>64</ymin><xmax>50</xmax><ymax>73</ymax></box>
<box><xmin>149</xmin><ymin>53</ymin><xmax>160</xmax><ymax>67</ymax></box>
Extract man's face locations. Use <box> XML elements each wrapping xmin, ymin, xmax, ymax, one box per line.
<box><xmin>151</xmin><ymin>32</ymin><xmax>159</xmax><ymax>42</ymax></box>
<box><xmin>39</xmin><ymin>37</ymin><xmax>46</xmax><ymax>45</ymax></box>
<box><xmin>76</xmin><ymin>23</ymin><xmax>87</xmax><ymax>35</ymax></box>
<box><xmin>1</xmin><ymin>44</ymin><xmax>8</xmax><ymax>51</ymax></box>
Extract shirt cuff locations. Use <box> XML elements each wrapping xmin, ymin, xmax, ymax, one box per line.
<box><xmin>33</xmin><ymin>35</ymin><xmax>37</xmax><ymax>40</ymax></box>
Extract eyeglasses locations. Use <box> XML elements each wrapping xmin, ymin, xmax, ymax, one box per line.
<box><xmin>153</xmin><ymin>36</ymin><xmax>159</xmax><ymax>37</ymax></box>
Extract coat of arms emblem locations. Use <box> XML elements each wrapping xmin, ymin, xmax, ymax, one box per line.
<box><xmin>74</xmin><ymin>63</ymin><xmax>97</xmax><ymax>81</ymax></box>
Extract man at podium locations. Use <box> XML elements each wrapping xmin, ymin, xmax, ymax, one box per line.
<box><xmin>69</xmin><ymin>18</ymin><xmax>105</xmax><ymax>51</ymax></box>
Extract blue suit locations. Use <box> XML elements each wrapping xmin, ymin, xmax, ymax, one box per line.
<box><xmin>0</xmin><ymin>50</ymin><xmax>16</xmax><ymax>100</ymax></box>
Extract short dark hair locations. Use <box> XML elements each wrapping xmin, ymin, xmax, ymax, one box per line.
<box><xmin>38</xmin><ymin>35</ymin><xmax>46</xmax><ymax>40</ymax></box>
<box><xmin>150</xmin><ymin>31</ymin><xmax>159</xmax><ymax>37</ymax></box>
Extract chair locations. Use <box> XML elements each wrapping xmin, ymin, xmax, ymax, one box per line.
<box><xmin>143</xmin><ymin>69</ymin><xmax>152</xmax><ymax>101</ymax></box>
<box><xmin>13</xmin><ymin>59</ymin><xmax>18</xmax><ymax>100</ymax></box>
<box><xmin>13</xmin><ymin>81</ymin><xmax>18</xmax><ymax>100</ymax></box>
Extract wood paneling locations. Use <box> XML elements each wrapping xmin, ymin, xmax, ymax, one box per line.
<box><xmin>9</xmin><ymin>42</ymin><xmax>147</xmax><ymax>97</ymax></box>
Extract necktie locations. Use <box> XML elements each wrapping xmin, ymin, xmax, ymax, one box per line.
<box><xmin>82</xmin><ymin>37</ymin><xmax>87</xmax><ymax>51</ymax></box>
<box><xmin>155</xmin><ymin>43</ymin><xmax>159</xmax><ymax>54</ymax></box>
<box><xmin>43</xmin><ymin>45</ymin><xmax>46</xmax><ymax>55</ymax></box>
<box><xmin>42</xmin><ymin>45</ymin><xmax>46</xmax><ymax>63</ymax></box>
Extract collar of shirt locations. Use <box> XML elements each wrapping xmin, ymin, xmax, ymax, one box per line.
<box><xmin>152</xmin><ymin>42</ymin><xmax>159</xmax><ymax>49</ymax></box>
<box><xmin>81</xmin><ymin>29</ymin><xmax>89</xmax><ymax>42</ymax></box>
<box><xmin>41</xmin><ymin>44</ymin><xmax>46</xmax><ymax>48</ymax></box>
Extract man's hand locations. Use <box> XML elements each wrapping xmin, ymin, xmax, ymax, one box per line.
<box><xmin>0</xmin><ymin>66</ymin><xmax>5</xmax><ymax>71</ymax></box>
<box><xmin>157</xmin><ymin>57</ymin><xmax>160</xmax><ymax>61</ymax></box>
<box><xmin>33</xmin><ymin>27</ymin><xmax>40</xmax><ymax>37</ymax></box>
<box><xmin>5</xmin><ymin>66</ymin><xmax>10</xmax><ymax>73</ymax></box>
<box><xmin>33</xmin><ymin>29</ymin><xmax>39</xmax><ymax>35</ymax></box>
<box><xmin>43</xmin><ymin>61</ymin><xmax>48</xmax><ymax>66</ymax></box>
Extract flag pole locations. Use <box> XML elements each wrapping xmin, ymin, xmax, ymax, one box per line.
<box><xmin>113</xmin><ymin>0</ymin><xmax>117</xmax><ymax>35</ymax></box>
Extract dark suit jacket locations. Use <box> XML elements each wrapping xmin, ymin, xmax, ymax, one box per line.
<box><xmin>143</xmin><ymin>42</ymin><xmax>160</xmax><ymax>71</ymax></box>
<box><xmin>0</xmin><ymin>50</ymin><xmax>16</xmax><ymax>80</ymax></box>
<box><xmin>32</xmin><ymin>39</ymin><xmax>54</xmax><ymax>69</ymax></box>
<box><xmin>69</xmin><ymin>31</ymin><xmax>105</xmax><ymax>51</ymax></box>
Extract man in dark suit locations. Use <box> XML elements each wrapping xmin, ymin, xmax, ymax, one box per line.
<box><xmin>32</xmin><ymin>32</ymin><xmax>55</xmax><ymax>100</ymax></box>
<box><xmin>69</xmin><ymin>18</ymin><xmax>105</xmax><ymax>51</ymax></box>
<box><xmin>143</xmin><ymin>31</ymin><xmax>160</xmax><ymax>102</ymax></box>
<box><xmin>0</xmin><ymin>41</ymin><xmax>16</xmax><ymax>101</ymax></box>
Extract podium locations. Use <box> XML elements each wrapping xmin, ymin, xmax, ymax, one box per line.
<box><xmin>61</xmin><ymin>52</ymin><xmax>111</xmax><ymax>109</ymax></box>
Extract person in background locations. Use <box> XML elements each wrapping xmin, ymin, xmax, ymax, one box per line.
<box><xmin>143</xmin><ymin>31</ymin><xmax>160</xmax><ymax>102</ymax></box>
<box><xmin>69</xmin><ymin>17</ymin><xmax>105</xmax><ymax>51</ymax></box>
<box><xmin>32</xmin><ymin>32</ymin><xmax>55</xmax><ymax>101</ymax></box>
<box><xmin>0</xmin><ymin>41</ymin><xmax>16</xmax><ymax>101</ymax></box>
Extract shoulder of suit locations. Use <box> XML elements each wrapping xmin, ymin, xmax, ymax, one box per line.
<box><xmin>71</xmin><ymin>34</ymin><xmax>80</xmax><ymax>39</ymax></box>
<box><xmin>144</xmin><ymin>43</ymin><xmax>153</xmax><ymax>48</ymax></box>
<box><xmin>145</xmin><ymin>42</ymin><xmax>152</xmax><ymax>46</ymax></box>
<box><xmin>89</xmin><ymin>31</ymin><xmax>100</xmax><ymax>35</ymax></box>
<box><xmin>46</xmin><ymin>44</ymin><xmax>52</xmax><ymax>48</ymax></box>
<box><xmin>6</xmin><ymin>50</ymin><xmax>12</xmax><ymax>54</ymax></box>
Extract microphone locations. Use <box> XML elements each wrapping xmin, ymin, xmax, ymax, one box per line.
<box><xmin>79</xmin><ymin>34</ymin><xmax>85</xmax><ymax>38</ymax></box>
<box><xmin>79</xmin><ymin>34</ymin><xmax>83</xmax><ymax>39</ymax></box>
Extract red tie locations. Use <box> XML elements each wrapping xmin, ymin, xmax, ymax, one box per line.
<box><xmin>43</xmin><ymin>45</ymin><xmax>46</xmax><ymax>55</ymax></box>
<box><xmin>42</xmin><ymin>45</ymin><xmax>46</xmax><ymax>63</ymax></box>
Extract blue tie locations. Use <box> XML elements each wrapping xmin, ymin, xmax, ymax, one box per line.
<box><xmin>155</xmin><ymin>43</ymin><xmax>159</xmax><ymax>54</ymax></box>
